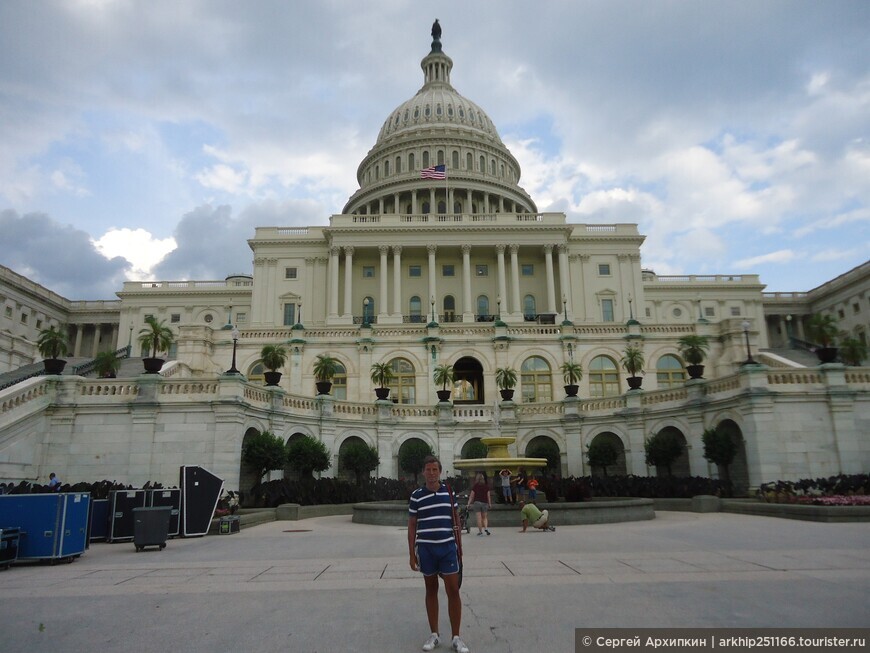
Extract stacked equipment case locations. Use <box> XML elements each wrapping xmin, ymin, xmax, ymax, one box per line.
<box><xmin>0</xmin><ymin>493</ymin><xmax>90</xmax><ymax>562</ymax></box>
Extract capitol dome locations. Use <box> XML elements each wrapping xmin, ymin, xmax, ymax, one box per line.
<box><xmin>343</xmin><ymin>21</ymin><xmax>537</xmax><ymax>216</ymax></box>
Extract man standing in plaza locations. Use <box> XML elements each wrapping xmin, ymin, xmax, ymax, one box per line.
<box><xmin>408</xmin><ymin>455</ymin><xmax>470</xmax><ymax>653</ymax></box>
<box><xmin>518</xmin><ymin>499</ymin><xmax>555</xmax><ymax>532</ymax></box>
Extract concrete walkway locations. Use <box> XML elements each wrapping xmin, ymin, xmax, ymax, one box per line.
<box><xmin>1</xmin><ymin>511</ymin><xmax>867</xmax><ymax>652</ymax></box>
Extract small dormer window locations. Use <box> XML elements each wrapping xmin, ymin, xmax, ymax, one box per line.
<box><xmin>414</xmin><ymin>107</ymin><xmax>419</xmax><ymax>119</ymax></box>
<box><xmin>404</xmin><ymin>109</ymin><xmax>409</xmax><ymax>122</ymax></box>
<box><xmin>459</xmin><ymin>107</ymin><xmax>465</xmax><ymax>118</ymax></box>
<box><xmin>436</xmin><ymin>105</ymin><xmax>442</xmax><ymax>116</ymax></box>
<box><xmin>425</xmin><ymin>105</ymin><xmax>431</xmax><ymax>117</ymax></box>
<box><xmin>447</xmin><ymin>105</ymin><xmax>454</xmax><ymax>117</ymax></box>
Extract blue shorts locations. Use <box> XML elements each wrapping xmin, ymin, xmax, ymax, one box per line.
<box><xmin>416</xmin><ymin>541</ymin><xmax>459</xmax><ymax>577</ymax></box>
<box><xmin>502</xmin><ymin>486</ymin><xmax>512</xmax><ymax>498</ymax></box>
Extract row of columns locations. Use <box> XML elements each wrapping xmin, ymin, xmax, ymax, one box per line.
<box><xmin>327</xmin><ymin>244</ymin><xmax>573</xmax><ymax>321</ymax></box>
<box><xmin>357</xmin><ymin>187</ymin><xmax>527</xmax><ymax>216</ymax></box>
<box><xmin>70</xmin><ymin>323</ymin><xmax>119</xmax><ymax>358</ymax></box>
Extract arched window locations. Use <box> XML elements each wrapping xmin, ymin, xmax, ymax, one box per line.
<box><xmin>423</xmin><ymin>151</ymin><xmax>430</xmax><ymax>168</ymax></box>
<box><xmin>389</xmin><ymin>358</ymin><xmax>416</xmax><ymax>404</ymax></box>
<box><xmin>479</xmin><ymin>155</ymin><xmax>485</xmax><ymax>173</ymax></box>
<box><xmin>490</xmin><ymin>159</ymin><xmax>496</xmax><ymax>175</ymax></box>
<box><xmin>500</xmin><ymin>163</ymin><xmax>505</xmax><ymax>177</ymax></box>
<box><xmin>476</xmin><ymin>295</ymin><xmax>490</xmax><ymax>320</ymax></box>
<box><xmin>437</xmin><ymin>150</ymin><xmax>444</xmax><ymax>165</ymax></box>
<box><xmin>589</xmin><ymin>355</ymin><xmax>620</xmax><ymax>397</ymax></box>
<box><xmin>375</xmin><ymin>165</ymin><xmax>379</xmax><ymax>180</ymax></box>
<box><xmin>452</xmin><ymin>151</ymin><xmax>459</xmax><ymax>169</ymax></box>
<box><xmin>362</xmin><ymin>297</ymin><xmax>375</xmax><ymax>323</ymax></box>
<box><xmin>656</xmin><ymin>355</ymin><xmax>686</xmax><ymax>388</ymax></box>
<box><xmin>247</xmin><ymin>362</ymin><xmax>265</xmax><ymax>385</ymax></box>
<box><xmin>422</xmin><ymin>201</ymin><xmax>430</xmax><ymax>214</ymax></box>
<box><xmin>384</xmin><ymin>160</ymin><xmax>390</xmax><ymax>176</ymax></box>
<box><xmin>409</xmin><ymin>296</ymin><xmax>422</xmax><ymax>323</ymax></box>
<box><xmin>453</xmin><ymin>201</ymin><xmax>462</xmax><ymax>214</ymax></box>
<box><xmin>395</xmin><ymin>156</ymin><xmax>402</xmax><ymax>174</ymax></box>
<box><xmin>443</xmin><ymin>295</ymin><xmax>456</xmax><ymax>323</ymax></box>
<box><xmin>437</xmin><ymin>201</ymin><xmax>446</xmax><ymax>213</ymax></box>
<box><xmin>409</xmin><ymin>153</ymin><xmax>415</xmax><ymax>170</ymax></box>
<box><xmin>466</xmin><ymin>152</ymin><xmax>472</xmax><ymax>170</ymax></box>
<box><xmin>332</xmin><ymin>362</ymin><xmax>347</xmax><ymax>400</ymax></box>
<box><xmin>521</xmin><ymin>356</ymin><xmax>552</xmax><ymax>403</ymax></box>
<box><xmin>523</xmin><ymin>295</ymin><xmax>536</xmax><ymax>320</ymax></box>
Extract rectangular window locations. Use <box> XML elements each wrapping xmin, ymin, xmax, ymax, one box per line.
<box><xmin>4</xmin><ymin>307</ymin><xmax>11</xmax><ymax>318</ymax></box>
<box><xmin>442</xmin><ymin>264</ymin><xmax>455</xmax><ymax>277</ymax></box>
<box><xmin>36</xmin><ymin>319</ymin><xmax>43</xmax><ymax>329</ymax></box>
<box><xmin>20</xmin><ymin>313</ymin><xmax>28</xmax><ymax>324</ymax></box>
<box><xmin>409</xmin><ymin>265</ymin><xmax>422</xmax><ymax>277</ymax></box>
<box><xmin>705</xmin><ymin>306</ymin><xmax>715</xmax><ymax>317</ymax></box>
<box><xmin>283</xmin><ymin>303</ymin><xmax>296</xmax><ymax>326</ymax></box>
<box><xmin>854</xmin><ymin>303</ymin><xmax>860</xmax><ymax>314</ymax></box>
<box><xmin>521</xmin><ymin>264</ymin><xmax>534</xmax><ymax>276</ymax></box>
<box><xmin>645</xmin><ymin>307</ymin><xmax>651</xmax><ymax>318</ymax></box>
<box><xmin>285</xmin><ymin>267</ymin><xmax>297</xmax><ymax>279</ymax></box>
<box><xmin>602</xmin><ymin>299</ymin><xmax>614</xmax><ymax>322</ymax></box>
<box><xmin>837</xmin><ymin>309</ymin><xmax>845</xmax><ymax>319</ymax></box>
<box><xmin>476</xmin><ymin>264</ymin><xmax>488</xmax><ymax>277</ymax></box>
<box><xmin>730</xmin><ymin>306</ymin><xmax>741</xmax><ymax>317</ymax></box>
<box><xmin>598</xmin><ymin>263</ymin><xmax>611</xmax><ymax>276</ymax></box>
<box><xmin>235</xmin><ymin>312</ymin><xmax>247</xmax><ymax>324</ymax></box>
<box><xmin>170</xmin><ymin>313</ymin><xmax>181</xmax><ymax>323</ymax></box>
<box><xmin>362</xmin><ymin>266</ymin><xmax>375</xmax><ymax>278</ymax></box>
<box><xmin>144</xmin><ymin>313</ymin><xmax>153</xmax><ymax>322</ymax></box>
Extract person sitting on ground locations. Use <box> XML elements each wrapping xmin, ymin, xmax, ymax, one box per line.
<box><xmin>518</xmin><ymin>499</ymin><xmax>555</xmax><ymax>532</ymax></box>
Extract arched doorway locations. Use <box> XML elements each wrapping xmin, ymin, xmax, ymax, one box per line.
<box><xmin>238</xmin><ymin>427</ymin><xmax>262</xmax><ymax>493</ymax></box>
<box><xmin>397</xmin><ymin>437</ymin><xmax>434</xmax><ymax>483</ymax></box>
<box><xmin>524</xmin><ymin>435</ymin><xmax>561</xmax><ymax>476</ymax></box>
<box><xmin>453</xmin><ymin>356</ymin><xmax>484</xmax><ymax>404</ymax></box>
<box><xmin>337</xmin><ymin>435</ymin><xmax>371</xmax><ymax>484</ymax></box>
<box><xmin>283</xmin><ymin>432</ymin><xmax>308</xmax><ymax>481</ymax></box>
<box><xmin>587</xmin><ymin>432</ymin><xmax>627</xmax><ymax>477</ymax></box>
<box><xmin>654</xmin><ymin>426</ymin><xmax>690</xmax><ymax>477</ymax></box>
<box><xmin>715</xmin><ymin>419</ymin><xmax>750</xmax><ymax>495</ymax></box>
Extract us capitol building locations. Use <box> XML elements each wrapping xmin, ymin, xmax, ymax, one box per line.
<box><xmin>1</xmin><ymin>25</ymin><xmax>868</xmax><ymax>492</ymax></box>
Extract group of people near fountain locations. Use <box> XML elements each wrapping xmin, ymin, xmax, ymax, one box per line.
<box><xmin>464</xmin><ymin>468</ymin><xmax>553</xmax><ymax>536</ymax></box>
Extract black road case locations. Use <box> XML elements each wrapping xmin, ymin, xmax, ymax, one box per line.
<box><xmin>0</xmin><ymin>527</ymin><xmax>20</xmax><ymax>569</ymax></box>
<box><xmin>132</xmin><ymin>507</ymin><xmax>171</xmax><ymax>552</ymax></box>
<box><xmin>148</xmin><ymin>489</ymin><xmax>181</xmax><ymax>537</ymax></box>
<box><xmin>108</xmin><ymin>489</ymin><xmax>148</xmax><ymax>542</ymax></box>
<box><xmin>180</xmin><ymin>466</ymin><xmax>223</xmax><ymax>537</ymax></box>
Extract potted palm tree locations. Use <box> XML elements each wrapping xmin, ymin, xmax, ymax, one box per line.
<box><xmin>621</xmin><ymin>343</ymin><xmax>645</xmax><ymax>390</ymax></box>
<box><xmin>839</xmin><ymin>336</ymin><xmax>867</xmax><ymax>366</ymax></box>
<box><xmin>138</xmin><ymin>316</ymin><xmax>174</xmax><ymax>374</ymax></box>
<box><xmin>433</xmin><ymin>363</ymin><xmax>455</xmax><ymax>402</ymax></box>
<box><xmin>370</xmin><ymin>361</ymin><xmax>395</xmax><ymax>400</ymax></box>
<box><xmin>93</xmin><ymin>350</ymin><xmax>121</xmax><ymax>379</ymax></box>
<box><xmin>806</xmin><ymin>313</ymin><xmax>840</xmax><ymax>364</ymax></box>
<box><xmin>495</xmin><ymin>367</ymin><xmax>518</xmax><ymax>401</ymax></box>
<box><xmin>677</xmin><ymin>334</ymin><xmax>709</xmax><ymax>379</ymax></box>
<box><xmin>260</xmin><ymin>344</ymin><xmax>287</xmax><ymax>386</ymax></box>
<box><xmin>560</xmin><ymin>361</ymin><xmax>583</xmax><ymax>397</ymax></box>
<box><xmin>313</xmin><ymin>353</ymin><xmax>339</xmax><ymax>395</ymax></box>
<box><xmin>37</xmin><ymin>325</ymin><xmax>69</xmax><ymax>375</ymax></box>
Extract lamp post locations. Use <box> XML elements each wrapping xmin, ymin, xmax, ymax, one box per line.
<box><xmin>127</xmin><ymin>324</ymin><xmax>133</xmax><ymax>357</ymax></box>
<box><xmin>297</xmin><ymin>299</ymin><xmax>303</xmax><ymax>327</ymax></box>
<box><xmin>496</xmin><ymin>295</ymin><xmax>501</xmax><ymax>321</ymax></box>
<box><xmin>741</xmin><ymin>320</ymin><xmax>755</xmax><ymax>366</ymax></box>
<box><xmin>562</xmin><ymin>293</ymin><xmax>567</xmax><ymax>320</ymax></box>
<box><xmin>431</xmin><ymin>295</ymin><xmax>436</xmax><ymax>323</ymax></box>
<box><xmin>226</xmin><ymin>327</ymin><xmax>241</xmax><ymax>375</ymax></box>
<box><xmin>362</xmin><ymin>297</ymin><xmax>370</xmax><ymax>328</ymax></box>
<box><xmin>785</xmin><ymin>314</ymin><xmax>792</xmax><ymax>348</ymax></box>
<box><xmin>628</xmin><ymin>294</ymin><xmax>634</xmax><ymax>321</ymax></box>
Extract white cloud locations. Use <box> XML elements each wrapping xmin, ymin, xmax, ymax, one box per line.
<box><xmin>734</xmin><ymin>250</ymin><xmax>798</xmax><ymax>268</ymax></box>
<box><xmin>93</xmin><ymin>228</ymin><xmax>176</xmax><ymax>279</ymax></box>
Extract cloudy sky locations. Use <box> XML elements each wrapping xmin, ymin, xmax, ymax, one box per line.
<box><xmin>1</xmin><ymin>1</ymin><xmax>867</xmax><ymax>299</ymax></box>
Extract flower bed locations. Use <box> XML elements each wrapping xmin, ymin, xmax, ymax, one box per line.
<box><xmin>790</xmin><ymin>495</ymin><xmax>870</xmax><ymax>506</ymax></box>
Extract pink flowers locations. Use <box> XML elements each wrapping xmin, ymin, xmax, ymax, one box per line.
<box><xmin>792</xmin><ymin>495</ymin><xmax>870</xmax><ymax>506</ymax></box>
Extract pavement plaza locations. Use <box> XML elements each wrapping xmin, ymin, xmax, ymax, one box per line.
<box><xmin>0</xmin><ymin>511</ymin><xmax>867</xmax><ymax>652</ymax></box>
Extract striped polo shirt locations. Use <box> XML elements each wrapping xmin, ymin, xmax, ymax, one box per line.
<box><xmin>409</xmin><ymin>482</ymin><xmax>458</xmax><ymax>544</ymax></box>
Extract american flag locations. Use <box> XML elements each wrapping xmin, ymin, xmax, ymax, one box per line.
<box><xmin>420</xmin><ymin>164</ymin><xmax>447</xmax><ymax>180</ymax></box>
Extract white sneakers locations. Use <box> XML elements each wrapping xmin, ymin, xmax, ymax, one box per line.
<box><xmin>422</xmin><ymin>632</ymin><xmax>469</xmax><ymax>652</ymax></box>
<box><xmin>422</xmin><ymin>633</ymin><xmax>440</xmax><ymax>651</ymax></box>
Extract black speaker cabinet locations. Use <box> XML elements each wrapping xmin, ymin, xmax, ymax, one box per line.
<box><xmin>148</xmin><ymin>488</ymin><xmax>181</xmax><ymax>537</ymax></box>
<box><xmin>107</xmin><ymin>490</ymin><xmax>148</xmax><ymax>542</ymax></box>
<box><xmin>180</xmin><ymin>466</ymin><xmax>224</xmax><ymax>537</ymax></box>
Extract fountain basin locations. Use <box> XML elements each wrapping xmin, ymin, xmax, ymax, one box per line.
<box><xmin>352</xmin><ymin>498</ymin><xmax>655</xmax><ymax>527</ymax></box>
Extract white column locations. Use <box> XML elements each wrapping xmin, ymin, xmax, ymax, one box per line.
<box><xmin>329</xmin><ymin>247</ymin><xmax>340</xmax><ymax>318</ymax></box>
<box><xmin>427</xmin><ymin>244</ymin><xmax>437</xmax><ymax>316</ymax></box>
<box><xmin>429</xmin><ymin>188</ymin><xmax>435</xmax><ymax>213</ymax></box>
<box><xmin>73</xmin><ymin>325</ymin><xmax>83</xmax><ymax>357</ymax></box>
<box><xmin>558</xmin><ymin>244</ymin><xmax>572</xmax><ymax>321</ymax></box>
<box><xmin>496</xmin><ymin>244</ymin><xmax>507</xmax><ymax>317</ymax></box>
<box><xmin>461</xmin><ymin>244</ymin><xmax>473</xmax><ymax>321</ymax></box>
<box><xmin>465</xmin><ymin>190</ymin><xmax>472</xmax><ymax>214</ymax></box>
<box><xmin>392</xmin><ymin>245</ymin><xmax>403</xmax><ymax>316</ymax></box>
<box><xmin>379</xmin><ymin>245</ymin><xmax>389</xmax><ymax>319</ymax></box>
<box><xmin>509</xmin><ymin>244</ymin><xmax>521</xmax><ymax>316</ymax></box>
<box><xmin>93</xmin><ymin>324</ymin><xmax>102</xmax><ymax>356</ymax></box>
<box><xmin>570</xmin><ymin>255</ymin><xmax>585</xmax><ymax>322</ymax></box>
<box><xmin>343</xmin><ymin>246</ymin><xmax>354</xmax><ymax>318</ymax></box>
<box><xmin>544</xmin><ymin>245</ymin><xmax>557</xmax><ymax>314</ymax></box>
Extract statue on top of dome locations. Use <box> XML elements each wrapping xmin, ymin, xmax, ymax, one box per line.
<box><xmin>431</xmin><ymin>19</ymin><xmax>442</xmax><ymax>52</ymax></box>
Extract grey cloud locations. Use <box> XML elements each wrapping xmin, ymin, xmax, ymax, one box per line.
<box><xmin>0</xmin><ymin>210</ymin><xmax>129</xmax><ymax>300</ymax></box>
